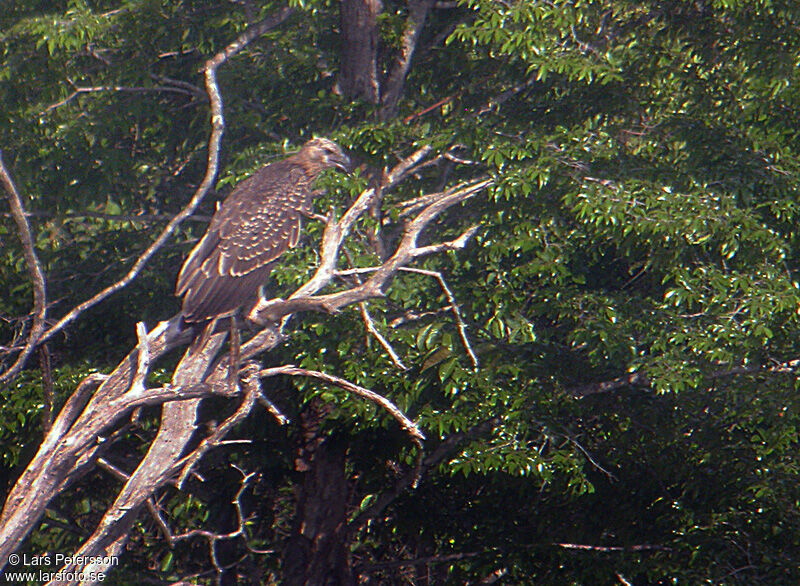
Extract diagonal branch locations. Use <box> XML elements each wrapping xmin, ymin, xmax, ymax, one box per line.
<box><xmin>0</xmin><ymin>8</ymin><xmax>296</xmax><ymax>387</ymax></box>
<box><xmin>0</xmin><ymin>151</ymin><xmax>48</xmax><ymax>386</ymax></box>
<box><xmin>380</xmin><ymin>0</ymin><xmax>436</xmax><ymax>120</ymax></box>
<box><xmin>249</xmin><ymin>176</ymin><xmax>492</xmax><ymax>326</ymax></box>
<box><xmin>257</xmin><ymin>366</ymin><xmax>424</xmax><ymax>442</ymax></box>
<box><xmin>400</xmin><ymin>267</ymin><xmax>479</xmax><ymax>368</ymax></box>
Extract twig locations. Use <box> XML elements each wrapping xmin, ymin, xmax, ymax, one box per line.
<box><xmin>359</xmin><ymin>302</ymin><xmax>408</xmax><ymax>370</ymax></box>
<box><xmin>41</xmin><ymin>84</ymin><xmax>199</xmax><ymax>115</ymax></box>
<box><xmin>403</xmin><ymin>94</ymin><xmax>460</xmax><ymax>124</ymax></box>
<box><xmin>0</xmin><ymin>151</ymin><xmax>48</xmax><ymax>386</ymax></box>
<box><xmin>401</xmin><ymin>267</ymin><xmax>478</xmax><ymax>369</ymax></box>
<box><xmin>342</xmin><ymin>248</ymin><xmax>408</xmax><ymax>370</ymax></box>
<box><xmin>249</xmin><ymin>365</ymin><xmax>289</xmax><ymax>425</ymax></box>
<box><xmin>567</xmin><ymin>436</ymin><xmax>617</xmax><ymax>481</ymax></box>
<box><xmin>95</xmin><ymin>458</ymin><xmax>173</xmax><ymax>546</ymax></box>
<box><xmin>257</xmin><ymin>366</ymin><xmax>424</xmax><ymax>443</ymax></box>
<box><xmin>172</xmin><ymin>465</ymin><xmax>257</xmax><ymax>581</ymax></box>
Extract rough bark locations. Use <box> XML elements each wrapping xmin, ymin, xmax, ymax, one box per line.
<box><xmin>379</xmin><ymin>0</ymin><xmax>435</xmax><ymax>120</ymax></box>
<box><xmin>283</xmin><ymin>402</ymin><xmax>353</xmax><ymax>586</ymax></box>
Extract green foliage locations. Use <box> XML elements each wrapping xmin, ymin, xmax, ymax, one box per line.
<box><xmin>3</xmin><ymin>0</ymin><xmax>800</xmax><ymax>583</ymax></box>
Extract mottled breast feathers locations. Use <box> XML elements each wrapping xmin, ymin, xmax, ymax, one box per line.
<box><xmin>176</xmin><ymin>138</ymin><xmax>350</xmax><ymax>323</ymax></box>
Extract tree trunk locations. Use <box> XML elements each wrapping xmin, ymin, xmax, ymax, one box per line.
<box><xmin>338</xmin><ymin>0</ymin><xmax>382</xmax><ymax>103</ymax></box>
<box><xmin>282</xmin><ymin>403</ymin><xmax>353</xmax><ymax>585</ymax></box>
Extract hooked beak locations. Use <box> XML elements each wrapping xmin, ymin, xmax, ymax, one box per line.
<box><xmin>333</xmin><ymin>151</ymin><xmax>352</xmax><ymax>173</ymax></box>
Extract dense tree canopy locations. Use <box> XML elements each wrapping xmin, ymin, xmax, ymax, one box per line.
<box><xmin>2</xmin><ymin>0</ymin><xmax>800</xmax><ymax>584</ymax></box>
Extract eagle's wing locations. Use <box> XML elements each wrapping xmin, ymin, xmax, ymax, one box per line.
<box><xmin>177</xmin><ymin>165</ymin><xmax>309</xmax><ymax>322</ymax></box>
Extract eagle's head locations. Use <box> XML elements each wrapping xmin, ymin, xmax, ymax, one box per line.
<box><xmin>300</xmin><ymin>137</ymin><xmax>351</xmax><ymax>173</ymax></box>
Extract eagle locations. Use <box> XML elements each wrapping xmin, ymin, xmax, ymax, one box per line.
<box><xmin>176</xmin><ymin>138</ymin><xmax>351</xmax><ymax>323</ymax></box>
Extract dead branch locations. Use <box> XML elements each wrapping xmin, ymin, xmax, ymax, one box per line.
<box><xmin>250</xmin><ymin>177</ymin><xmax>491</xmax><ymax>326</ymax></box>
<box><xmin>0</xmin><ymin>151</ymin><xmax>48</xmax><ymax>386</ymax></box>
<box><xmin>95</xmin><ymin>457</ymin><xmax>174</xmax><ymax>545</ymax></box>
<box><xmin>41</xmin><ymin>83</ymin><xmax>200</xmax><ymax>115</ymax></box>
<box><xmin>171</xmin><ymin>466</ymin><xmax>256</xmax><ymax>580</ymax></box>
<box><xmin>336</xmin><ymin>265</ymin><xmax>478</xmax><ymax>367</ymax></box>
<box><xmin>342</xmin><ymin>248</ymin><xmax>408</xmax><ymax>370</ymax></box>
<box><xmin>401</xmin><ymin>267</ymin><xmax>478</xmax><ymax>368</ymax></box>
<box><xmin>359</xmin><ymin>302</ymin><xmax>408</xmax><ymax>369</ymax></box>
<box><xmin>257</xmin><ymin>366</ymin><xmax>424</xmax><ymax>442</ymax></box>
<box><xmin>0</xmin><ymin>9</ymin><xmax>295</xmax><ymax>566</ymax></box>
<box><xmin>175</xmin><ymin>364</ymin><xmax>259</xmax><ymax>488</ymax></box>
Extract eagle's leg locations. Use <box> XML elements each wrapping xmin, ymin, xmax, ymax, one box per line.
<box><xmin>228</xmin><ymin>316</ymin><xmax>241</xmax><ymax>394</ymax></box>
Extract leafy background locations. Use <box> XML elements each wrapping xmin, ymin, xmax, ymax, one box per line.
<box><xmin>2</xmin><ymin>0</ymin><xmax>800</xmax><ymax>583</ymax></box>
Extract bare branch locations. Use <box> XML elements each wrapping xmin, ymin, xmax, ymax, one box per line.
<box><xmin>172</xmin><ymin>467</ymin><xmax>257</xmax><ymax>584</ymax></box>
<box><xmin>176</xmin><ymin>366</ymin><xmax>258</xmax><ymax>488</ymax></box>
<box><xmin>251</xmin><ymin>177</ymin><xmax>491</xmax><ymax>325</ymax></box>
<box><xmin>96</xmin><ymin>458</ymin><xmax>174</xmax><ymax>546</ymax></box>
<box><xmin>359</xmin><ymin>302</ymin><xmax>408</xmax><ymax>370</ymax></box>
<box><xmin>410</xmin><ymin>224</ymin><xmax>479</xmax><ymax>258</ymax></box>
<box><xmin>342</xmin><ymin>248</ymin><xmax>408</xmax><ymax>370</ymax></box>
<box><xmin>401</xmin><ymin>267</ymin><xmax>479</xmax><ymax>369</ymax></box>
<box><xmin>0</xmin><ymin>151</ymin><xmax>48</xmax><ymax>386</ymax></box>
<box><xmin>0</xmin><ymin>8</ymin><xmax>296</xmax><ymax>564</ymax></box>
<box><xmin>40</xmin><ymin>83</ymin><xmax>200</xmax><ymax>115</ymax></box>
<box><xmin>0</xmin><ymin>8</ymin><xmax>297</xmax><ymax>383</ymax></box>
<box><xmin>257</xmin><ymin>366</ymin><xmax>424</xmax><ymax>442</ymax></box>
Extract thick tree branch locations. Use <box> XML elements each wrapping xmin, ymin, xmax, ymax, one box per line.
<box><xmin>250</xmin><ymin>176</ymin><xmax>491</xmax><ymax>325</ymax></box>
<box><xmin>380</xmin><ymin>0</ymin><xmax>436</xmax><ymax>120</ymax></box>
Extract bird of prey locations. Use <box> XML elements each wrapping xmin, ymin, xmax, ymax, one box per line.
<box><xmin>176</xmin><ymin>138</ymin><xmax>350</xmax><ymax>323</ymax></box>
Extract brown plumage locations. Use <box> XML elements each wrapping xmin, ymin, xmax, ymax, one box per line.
<box><xmin>176</xmin><ymin>138</ymin><xmax>350</xmax><ymax>323</ymax></box>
